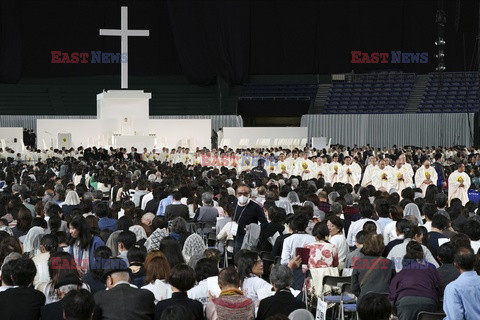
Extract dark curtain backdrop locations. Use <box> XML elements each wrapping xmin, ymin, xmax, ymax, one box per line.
<box><xmin>166</xmin><ymin>0</ymin><xmax>250</xmax><ymax>85</ymax></box>
<box><xmin>0</xmin><ymin>1</ymin><xmax>21</xmax><ymax>83</ymax></box>
<box><xmin>0</xmin><ymin>0</ymin><xmax>477</xmax><ymax>84</ymax></box>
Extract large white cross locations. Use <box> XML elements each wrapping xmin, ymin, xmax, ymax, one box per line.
<box><xmin>99</xmin><ymin>6</ymin><xmax>149</xmax><ymax>89</ymax></box>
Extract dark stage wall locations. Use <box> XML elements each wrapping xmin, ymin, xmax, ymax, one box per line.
<box><xmin>0</xmin><ymin>0</ymin><xmax>478</xmax><ymax>85</ymax></box>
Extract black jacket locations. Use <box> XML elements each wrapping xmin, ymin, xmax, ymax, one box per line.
<box><xmin>259</xmin><ymin>222</ymin><xmax>285</xmax><ymax>253</ymax></box>
<box><xmin>0</xmin><ymin>287</ymin><xmax>46</xmax><ymax>320</ymax></box>
<box><xmin>164</xmin><ymin>203</ymin><xmax>190</xmax><ymax>221</ymax></box>
<box><xmin>145</xmin><ymin>198</ymin><xmax>161</xmax><ymax>214</ymax></box>
<box><xmin>41</xmin><ymin>300</ymin><xmax>64</xmax><ymax>320</ymax></box>
<box><xmin>154</xmin><ymin>292</ymin><xmax>204</xmax><ymax>320</ymax></box>
<box><xmin>93</xmin><ymin>283</ymin><xmax>155</xmax><ymax>320</ymax></box>
<box><xmin>256</xmin><ymin>289</ymin><xmax>306</xmax><ymax>320</ymax></box>
<box><xmin>233</xmin><ymin>200</ymin><xmax>267</xmax><ymax>238</ymax></box>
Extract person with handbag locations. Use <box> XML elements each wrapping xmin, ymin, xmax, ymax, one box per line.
<box><xmin>351</xmin><ymin>233</ymin><xmax>394</xmax><ymax>299</ymax></box>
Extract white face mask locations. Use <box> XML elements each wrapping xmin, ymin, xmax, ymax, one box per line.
<box><xmin>238</xmin><ymin>195</ymin><xmax>250</xmax><ymax>206</ymax></box>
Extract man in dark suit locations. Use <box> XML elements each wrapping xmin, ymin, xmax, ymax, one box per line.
<box><xmin>0</xmin><ymin>258</ymin><xmax>46</xmax><ymax>319</ymax></box>
<box><xmin>145</xmin><ymin>188</ymin><xmax>162</xmax><ymax>214</ymax></box>
<box><xmin>128</xmin><ymin>147</ymin><xmax>141</xmax><ymax>161</ymax></box>
<box><xmin>164</xmin><ymin>192</ymin><xmax>189</xmax><ymax>221</ymax></box>
<box><xmin>93</xmin><ymin>258</ymin><xmax>155</xmax><ymax>320</ymax></box>
<box><xmin>233</xmin><ymin>184</ymin><xmax>268</xmax><ymax>253</ymax></box>
<box><xmin>256</xmin><ymin>264</ymin><xmax>306</xmax><ymax>320</ymax></box>
<box><xmin>41</xmin><ymin>273</ymin><xmax>83</xmax><ymax>319</ymax></box>
<box><xmin>433</xmin><ymin>152</ymin><xmax>445</xmax><ymax>192</ymax></box>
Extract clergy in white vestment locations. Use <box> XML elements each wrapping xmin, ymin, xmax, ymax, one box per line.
<box><xmin>294</xmin><ymin>152</ymin><xmax>306</xmax><ymax>171</ymax></box>
<box><xmin>217</xmin><ymin>152</ymin><xmax>227</xmax><ymax>167</ymax></box>
<box><xmin>340</xmin><ymin>156</ymin><xmax>361</xmax><ymax>186</ymax></box>
<box><xmin>184</xmin><ymin>150</ymin><xmax>194</xmax><ymax>166</ymax></box>
<box><xmin>295</xmin><ymin>153</ymin><xmax>315</xmax><ymax>180</ymax></box>
<box><xmin>167</xmin><ymin>150</ymin><xmax>176</xmax><ymax>162</ymax></box>
<box><xmin>361</xmin><ymin>156</ymin><xmax>377</xmax><ymax>187</ymax></box>
<box><xmin>399</xmin><ymin>153</ymin><xmax>414</xmax><ymax>182</ymax></box>
<box><xmin>159</xmin><ymin>148</ymin><xmax>168</xmax><ymax>162</ymax></box>
<box><xmin>24</xmin><ymin>149</ymin><xmax>33</xmax><ymax>164</ymax></box>
<box><xmin>194</xmin><ymin>152</ymin><xmax>205</xmax><ymax>167</ymax></box>
<box><xmin>329</xmin><ymin>154</ymin><xmax>342</xmax><ymax>184</ymax></box>
<box><xmin>150</xmin><ymin>149</ymin><xmax>159</xmax><ymax>161</ymax></box>
<box><xmin>287</xmin><ymin>153</ymin><xmax>299</xmax><ymax>176</ymax></box>
<box><xmin>266</xmin><ymin>157</ymin><xmax>277</xmax><ymax>175</ymax></box>
<box><xmin>372</xmin><ymin>159</ymin><xmax>392</xmax><ymax>191</ymax></box>
<box><xmin>175</xmin><ymin>149</ymin><xmax>187</xmax><ymax>165</ymax></box>
<box><xmin>227</xmin><ymin>153</ymin><xmax>239</xmax><ymax>170</ymax></box>
<box><xmin>46</xmin><ymin>148</ymin><xmax>54</xmax><ymax>159</ymax></box>
<box><xmin>448</xmin><ymin>163</ymin><xmax>471</xmax><ymax>205</ymax></box>
<box><xmin>210</xmin><ymin>152</ymin><xmax>221</xmax><ymax>168</ymax></box>
<box><xmin>275</xmin><ymin>153</ymin><xmax>290</xmax><ymax>177</ymax></box>
<box><xmin>414</xmin><ymin>160</ymin><xmax>438</xmax><ymax>195</ymax></box>
<box><xmin>238</xmin><ymin>153</ymin><xmax>253</xmax><ymax>172</ymax></box>
<box><xmin>390</xmin><ymin>159</ymin><xmax>412</xmax><ymax>194</ymax></box>
<box><xmin>314</xmin><ymin>156</ymin><xmax>330</xmax><ymax>182</ymax></box>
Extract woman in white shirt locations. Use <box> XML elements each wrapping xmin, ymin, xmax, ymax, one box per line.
<box><xmin>217</xmin><ymin>205</ymin><xmax>236</xmax><ymax>255</ymax></box>
<box><xmin>326</xmin><ymin>215</ymin><xmax>349</xmax><ymax>269</ymax></box>
<box><xmin>141</xmin><ymin>251</ymin><xmax>172</xmax><ymax>303</ymax></box>
<box><xmin>280</xmin><ymin>214</ymin><xmax>315</xmax><ymax>265</ymax></box>
<box><xmin>32</xmin><ymin>234</ymin><xmax>58</xmax><ymax>287</ymax></box>
<box><xmin>237</xmin><ymin>250</ymin><xmax>272</xmax><ymax>307</ymax></box>
<box><xmin>36</xmin><ymin>251</ymin><xmax>90</xmax><ymax>304</ymax></box>
<box><xmin>383</xmin><ymin>205</ymin><xmax>404</xmax><ymax>245</ymax></box>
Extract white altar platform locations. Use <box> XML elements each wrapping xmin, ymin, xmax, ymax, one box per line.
<box><xmin>36</xmin><ymin>90</ymin><xmax>212</xmax><ymax>150</ymax></box>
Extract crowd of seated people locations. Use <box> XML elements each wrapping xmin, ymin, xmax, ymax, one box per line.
<box><xmin>1</xmin><ymin>143</ymin><xmax>480</xmax><ymax>319</ymax></box>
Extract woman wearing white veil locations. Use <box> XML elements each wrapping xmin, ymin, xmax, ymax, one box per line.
<box><xmin>403</xmin><ymin>203</ymin><xmax>423</xmax><ymax>226</ymax></box>
<box><xmin>23</xmin><ymin>226</ymin><xmax>45</xmax><ymax>258</ymax></box>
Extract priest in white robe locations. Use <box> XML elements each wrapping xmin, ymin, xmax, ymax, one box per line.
<box><xmin>227</xmin><ymin>153</ymin><xmax>240</xmax><ymax>170</ymax></box>
<box><xmin>372</xmin><ymin>159</ymin><xmax>392</xmax><ymax>191</ymax></box>
<box><xmin>314</xmin><ymin>156</ymin><xmax>330</xmax><ymax>183</ymax></box>
<box><xmin>295</xmin><ymin>153</ymin><xmax>315</xmax><ymax>180</ymax></box>
<box><xmin>275</xmin><ymin>153</ymin><xmax>290</xmax><ymax>177</ymax></box>
<box><xmin>239</xmin><ymin>152</ymin><xmax>253</xmax><ymax>172</ymax></box>
<box><xmin>329</xmin><ymin>154</ymin><xmax>342</xmax><ymax>184</ymax></box>
<box><xmin>159</xmin><ymin>148</ymin><xmax>169</xmax><ymax>162</ymax></box>
<box><xmin>266</xmin><ymin>157</ymin><xmax>277</xmax><ymax>175</ymax></box>
<box><xmin>399</xmin><ymin>153</ymin><xmax>414</xmax><ymax>183</ymax></box>
<box><xmin>218</xmin><ymin>152</ymin><xmax>230</xmax><ymax>167</ymax></box>
<box><xmin>212</xmin><ymin>151</ymin><xmax>222</xmax><ymax>167</ymax></box>
<box><xmin>340</xmin><ymin>156</ymin><xmax>361</xmax><ymax>186</ymax></box>
<box><xmin>390</xmin><ymin>159</ymin><xmax>412</xmax><ymax>194</ymax></box>
<box><xmin>150</xmin><ymin>148</ymin><xmax>159</xmax><ymax>161</ymax></box>
<box><xmin>448</xmin><ymin>163</ymin><xmax>471</xmax><ymax>205</ymax></box>
<box><xmin>294</xmin><ymin>152</ymin><xmax>306</xmax><ymax>172</ymax></box>
<box><xmin>286</xmin><ymin>153</ymin><xmax>298</xmax><ymax>176</ymax></box>
<box><xmin>198</xmin><ymin>151</ymin><xmax>211</xmax><ymax>167</ymax></box>
<box><xmin>361</xmin><ymin>156</ymin><xmax>377</xmax><ymax>187</ymax></box>
<box><xmin>414</xmin><ymin>160</ymin><xmax>438</xmax><ymax>195</ymax></box>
